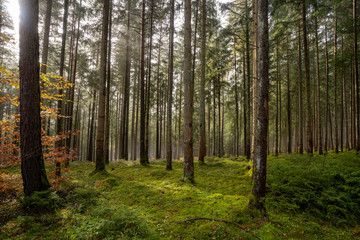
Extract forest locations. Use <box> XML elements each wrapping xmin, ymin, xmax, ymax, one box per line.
<box><xmin>0</xmin><ymin>0</ymin><xmax>360</xmax><ymax>239</ymax></box>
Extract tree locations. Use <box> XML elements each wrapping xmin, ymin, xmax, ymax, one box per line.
<box><xmin>140</xmin><ymin>0</ymin><xmax>147</xmax><ymax>165</ymax></box>
<box><xmin>55</xmin><ymin>0</ymin><xmax>69</xmax><ymax>176</ymax></box>
<box><xmin>183</xmin><ymin>0</ymin><xmax>194</xmax><ymax>183</ymax></box>
<box><xmin>302</xmin><ymin>0</ymin><xmax>313</xmax><ymax>155</ymax></box>
<box><xmin>333</xmin><ymin>9</ymin><xmax>339</xmax><ymax>153</ymax></box>
<box><xmin>104</xmin><ymin>0</ymin><xmax>112</xmax><ymax>164</ymax></box>
<box><xmin>353</xmin><ymin>0</ymin><xmax>359</xmax><ymax>151</ymax></box>
<box><xmin>166</xmin><ymin>0</ymin><xmax>175</xmax><ymax>170</ymax></box>
<box><xmin>198</xmin><ymin>0</ymin><xmax>206</xmax><ymax>164</ymax></box>
<box><xmin>297</xmin><ymin>22</ymin><xmax>303</xmax><ymax>154</ymax></box>
<box><xmin>95</xmin><ymin>0</ymin><xmax>110</xmax><ymax>171</ymax></box>
<box><xmin>40</xmin><ymin>0</ymin><xmax>52</xmax><ymax>75</ymax></box>
<box><xmin>19</xmin><ymin>0</ymin><xmax>50</xmax><ymax>195</ymax></box>
<box><xmin>249</xmin><ymin>0</ymin><xmax>269</xmax><ymax>214</ymax></box>
<box><xmin>314</xmin><ymin>2</ymin><xmax>322</xmax><ymax>154</ymax></box>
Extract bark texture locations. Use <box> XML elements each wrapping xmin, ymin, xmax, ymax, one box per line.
<box><xmin>19</xmin><ymin>0</ymin><xmax>50</xmax><ymax>195</ymax></box>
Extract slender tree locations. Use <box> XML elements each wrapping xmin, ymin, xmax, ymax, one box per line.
<box><xmin>315</xmin><ymin>3</ymin><xmax>323</xmax><ymax>154</ymax></box>
<box><xmin>55</xmin><ymin>0</ymin><xmax>69</xmax><ymax>176</ymax></box>
<box><xmin>354</xmin><ymin>0</ymin><xmax>359</xmax><ymax>151</ymax></box>
<box><xmin>302</xmin><ymin>0</ymin><xmax>313</xmax><ymax>155</ymax></box>
<box><xmin>297</xmin><ymin>23</ymin><xmax>303</xmax><ymax>154</ymax></box>
<box><xmin>140</xmin><ymin>0</ymin><xmax>147</xmax><ymax>165</ymax></box>
<box><xmin>104</xmin><ymin>0</ymin><xmax>112</xmax><ymax>163</ymax></box>
<box><xmin>333</xmin><ymin>10</ymin><xmax>339</xmax><ymax>153</ymax></box>
<box><xmin>40</xmin><ymin>0</ymin><xmax>52</xmax><ymax>74</ymax></box>
<box><xmin>287</xmin><ymin>46</ymin><xmax>291</xmax><ymax>153</ymax></box>
<box><xmin>183</xmin><ymin>0</ymin><xmax>194</xmax><ymax>183</ymax></box>
<box><xmin>166</xmin><ymin>0</ymin><xmax>175</xmax><ymax>170</ymax></box>
<box><xmin>95</xmin><ymin>0</ymin><xmax>110</xmax><ymax>171</ymax></box>
<box><xmin>198</xmin><ymin>0</ymin><xmax>207</xmax><ymax>164</ymax></box>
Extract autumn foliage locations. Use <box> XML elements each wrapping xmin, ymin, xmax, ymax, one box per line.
<box><xmin>0</xmin><ymin>65</ymin><xmax>79</xmax><ymax>197</ymax></box>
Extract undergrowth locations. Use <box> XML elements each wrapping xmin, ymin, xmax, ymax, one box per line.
<box><xmin>1</xmin><ymin>152</ymin><xmax>359</xmax><ymax>239</ymax></box>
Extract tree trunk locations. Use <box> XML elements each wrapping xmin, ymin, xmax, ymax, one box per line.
<box><xmin>104</xmin><ymin>1</ymin><xmax>112</xmax><ymax>164</ymax></box>
<box><xmin>287</xmin><ymin>47</ymin><xmax>291</xmax><ymax>153</ymax></box>
<box><xmin>245</xmin><ymin>0</ymin><xmax>251</xmax><ymax>159</ymax></box>
<box><xmin>183</xmin><ymin>0</ymin><xmax>194</xmax><ymax>183</ymax></box>
<box><xmin>275</xmin><ymin>47</ymin><xmax>279</xmax><ymax>156</ymax></box>
<box><xmin>353</xmin><ymin>0</ymin><xmax>359</xmax><ymax>151</ymax></box>
<box><xmin>315</xmin><ymin>5</ymin><xmax>323</xmax><ymax>154</ymax></box>
<box><xmin>166</xmin><ymin>0</ymin><xmax>175</xmax><ymax>170</ymax></box>
<box><xmin>213</xmin><ymin>77</ymin><xmax>216</xmax><ymax>156</ymax></box>
<box><xmin>249</xmin><ymin>0</ymin><xmax>269</xmax><ymax>214</ymax></box>
<box><xmin>156</xmin><ymin>26</ymin><xmax>163</xmax><ymax>160</ymax></box>
<box><xmin>234</xmin><ymin>49</ymin><xmax>239</xmax><ymax>156</ymax></box>
<box><xmin>55</xmin><ymin>0</ymin><xmax>69</xmax><ymax>176</ymax></box>
<box><xmin>343</xmin><ymin>37</ymin><xmax>349</xmax><ymax>150</ymax></box>
<box><xmin>40</xmin><ymin>0</ymin><xmax>52</xmax><ymax>74</ymax></box>
<box><xmin>140</xmin><ymin>0</ymin><xmax>147</xmax><ymax>165</ymax></box>
<box><xmin>297</xmin><ymin>23</ymin><xmax>303</xmax><ymax>154</ymax></box>
<box><xmin>251</xmin><ymin>0</ymin><xmax>258</xmax><ymax>153</ymax></box>
<box><xmin>325</xmin><ymin>27</ymin><xmax>330</xmax><ymax>151</ymax></box>
<box><xmin>302</xmin><ymin>0</ymin><xmax>313</xmax><ymax>154</ymax></box>
<box><xmin>199</xmin><ymin>0</ymin><xmax>207</xmax><ymax>163</ymax></box>
<box><xmin>65</xmin><ymin>0</ymin><xmax>82</xmax><ymax>167</ymax></box>
<box><xmin>88</xmin><ymin>91</ymin><xmax>97</xmax><ymax>161</ymax></box>
<box><xmin>145</xmin><ymin>0</ymin><xmax>154</xmax><ymax>163</ymax></box>
<box><xmin>95</xmin><ymin>0</ymin><xmax>109</xmax><ymax>171</ymax></box>
<box><xmin>120</xmin><ymin>0</ymin><xmax>131</xmax><ymax>160</ymax></box>
<box><xmin>218</xmin><ymin>73</ymin><xmax>221</xmax><ymax>157</ymax></box>
<box><xmin>131</xmin><ymin>74</ymin><xmax>138</xmax><ymax>161</ymax></box>
<box><xmin>178</xmin><ymin>80</ymin><xmax>182</xmax><ymax>160</ymax></box>
<box><xmin>19</xmin><ymin>0</ymin><xmax>50</xmax><ymax>196</ymax></box>
<box><xmin>133</xmin><ymin>74</ymin><xmax>140</xmax><ymax>160</ymax></box>
<box><xmin>333</xmin><ymin>11</ymin><xmax>339</xmax><ymax>153</ymax></box>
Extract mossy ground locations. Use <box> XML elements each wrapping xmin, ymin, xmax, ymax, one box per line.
<box><xmin>1</xmin><ymin>152</ymin><xmax>360</xmax><ymax>239</ymax></box>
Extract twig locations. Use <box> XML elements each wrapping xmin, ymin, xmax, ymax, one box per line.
<box><xmin>177</xmin><ymin>217</ymin><xmax>261</xmax><ymax>240</ymax></box>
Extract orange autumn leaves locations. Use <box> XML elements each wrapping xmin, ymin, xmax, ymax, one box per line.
<box><xmin>0</xmin><ymin>65</ymin><xmax>79</xmax><ymax>195</ymax></box>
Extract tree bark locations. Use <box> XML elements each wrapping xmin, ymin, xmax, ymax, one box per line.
<box><xmin>198</xmin><ymin>0</ymin><xmax>207</xmax><ymax>163</ymax></box>
<box><xmin>104</xmin><ymin>0</ymin><xmax>112</xmax><ymax>163</ymax></box>
<box><xmin>156</xmin><ymin>26</ymin><xmax>163</xmax><ymax>160</ymax></box>
<box><xmin>287</xmin><ymin>47</ymin><xmax>291</xmax><ymax>153</ymax></box>
<box><xmin>145</xmin><ymin>0</ymin><xmax>154</xmax><ymax>163</ymax></box>
<box><xmin>55</xmin><ymin>0</ymin><xmax>69</xmax><ymax>176</ymax></box>
<box><xmin>354</xmin><ymin>0</ymin><xmax>359</xmax><ymax>151</ymax></box>
<box><xmin>297</xmin><ymin>23</ymin><xmax>303</xmax><ymax>154</ymax></box>
<box><xmin>275</xmin><ymin>47</ymin><xmax>279</xmax><ymax>156</ymax></box>
<box><xmin>315</xmin><ymin>5</ymin><xmax>322</xmax><ymax>154</ymax></box>
<box><xmin>245</xmin><ymin>0</ymin><xmax>251</xmax><ymax>159</ymax></box>
<box><xmin>120</xmin><ymin>0</ymin><xmax>131</xmax><ymax>160</ymax></box>
<box><xmin>333</xmin><ymin>11</ymin><xmax>339</xmax><ymax>153</ymax></box>
<box><xmin>325</xmin><ymin>27</ymin><xmax>330</xmax><ymax>151</ymax></box>
<box><xmin>166</xmin><ymin>0</ymin><xmax>175</xmax><ymax>170</ymax></box>
<box><xmin>183</xmin><ymin>0</ymin><xmax>194</xmax><ymax>183</ymax></box>
<box><xmin>302</xmin><ymin>0</ymin><xmax>313</xmax><ymax>154</ymax></box>
<box><xmin>140</xmin><ymin>0</ymin><xmax>147</xmax><ymax>165</ymax></box>
<box><xmin>249</xmin><ymin>0</ymin><xmax>269</xmax><ymax>214</ymax></box>
<box><xmin>19</xmin><ymin>0</ymin><xmax>50</xmax><ymax>196</ymax></box>
<box><xmin>95</xmin><ymin>0</ymin><xmax>109</xmax><ymax>171</ymax></box>
<box><xmin>40</xmin><ymin>0</ymin><xmax>52</xmax><ymax>74</ymax></box>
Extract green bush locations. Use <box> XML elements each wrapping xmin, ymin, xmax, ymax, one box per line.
<box><xmin>266</xmin><ymin>153</ymin><xmax>360</xmax><ymax>226</ymax></box>
<box><xmin>20</xmin><ymin>190</ymin><xmax>63</xmax><ymax>214</ymax></box>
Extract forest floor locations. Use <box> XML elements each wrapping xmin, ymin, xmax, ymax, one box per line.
<box><xmin>1</xmin><ymin>152</ymin><xmax>360</xmax><ymax>239</ymax></box>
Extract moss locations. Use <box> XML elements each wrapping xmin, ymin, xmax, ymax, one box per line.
<box><xmin>2</xmin><ymin>153</ymin><xmax>359</xmax><ymax>239</ymax></box>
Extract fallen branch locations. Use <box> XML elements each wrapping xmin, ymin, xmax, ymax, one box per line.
<box><xmin>177</xmin><ymin>217</ymin><xmax>261</xmax><ymax>240</ymax></box>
